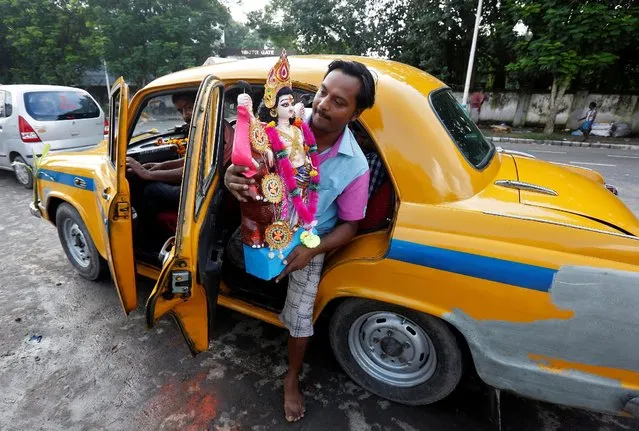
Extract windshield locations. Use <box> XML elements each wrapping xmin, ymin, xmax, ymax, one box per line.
<box><xmin>132</xmin><ymin>94</ymin><xmax>189</xmax><ymax>138</ymax></box>
<box><xmin>430</xmin><ymin>89</ymin><xmax>494</xmax><ymax>169</ymax></box>
<box><xmin>24</xmin><ymin>90</ymin><xmax>100</xmax><ymax>121</ymax></box>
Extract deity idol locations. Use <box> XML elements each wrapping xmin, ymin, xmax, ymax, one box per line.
<box><xmin>231</xmin><ymin>50</ymin><xmax>321</xmax><ymax>280</ymax></box>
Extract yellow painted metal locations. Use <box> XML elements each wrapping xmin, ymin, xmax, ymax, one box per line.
<box><xmin>99</xmin><ymin>78</ymin><xmax>137</xmax><ymax>314</ymax></box>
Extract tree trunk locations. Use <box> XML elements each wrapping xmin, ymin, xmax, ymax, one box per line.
<box><xmin>544</xmin><ymin>76</ymin><xmax>569</xmax><ymax>135</ymax></box>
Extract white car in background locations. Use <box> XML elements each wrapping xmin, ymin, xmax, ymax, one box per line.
<box><xmin>0</xmin><ymin>84</ymin><xmax>107</xmax><ymax>187</ymax></box>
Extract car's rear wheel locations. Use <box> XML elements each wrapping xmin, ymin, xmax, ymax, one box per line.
<box><xmin>329</xmin><ymin>298</ymin><xmax>463</xmax><ymax>405</ymax></box>
<box><xmin>12</xmin><ymin>155</ymin><xmax>33</xmax><ymax>188</ymax></box>
<box><xmin>56</xmin><ymin>203</ymin><xmax>108</xmax><ymax>281</ymax></box>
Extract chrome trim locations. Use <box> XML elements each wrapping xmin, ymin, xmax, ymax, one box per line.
<box><xmin>29</xmin><ymin>201</ymin><xmax>41</xmax><ymax>218</ymax></box>
<box><xmin>494</xmin><ymin>180</ymin><xmax>558</xmax><ymax>196</ymax></box>
<box><xmin>482</xmin><ymin>211</ymin><xmax>637</xmax><ymax>240</ymax></box>
<box><xmin>496</xmin><ymin>147</ymin><xmax>536</xmax><ymax>159</ymax></box>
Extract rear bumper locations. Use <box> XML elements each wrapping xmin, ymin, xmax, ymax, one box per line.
<box><xmin>29</xmin><ymin>201</ymin><xmax>41</xmax><ymax>218</ymax></box>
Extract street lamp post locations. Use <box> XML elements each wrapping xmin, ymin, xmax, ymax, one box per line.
<box><xmin>462</xmin><ymin>0</ymin><xmax>483</xmax><ymax>110</ymax></box>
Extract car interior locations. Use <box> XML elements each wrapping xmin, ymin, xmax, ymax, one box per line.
<box><xmin>125</xmin><ymin>82</ymin><xmax>396</xmax><ymax>312</ymax></box>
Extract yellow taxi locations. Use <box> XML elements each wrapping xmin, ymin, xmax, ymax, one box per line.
<box><xmin>29</xmin><ymin>56</ymin><xmax>639</xmax><ymax>417</ymax></box>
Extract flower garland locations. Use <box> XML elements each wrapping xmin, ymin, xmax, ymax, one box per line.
<box><xmin>264</xmin><ymin>119</ymin><xmax>320</xmax><ymax>228</ymax></box>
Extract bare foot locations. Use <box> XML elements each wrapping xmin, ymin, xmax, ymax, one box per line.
<box><xmin>283</xmin><ymin>371</ymin><xmax>305</xmax><ymax>422</ymax></box>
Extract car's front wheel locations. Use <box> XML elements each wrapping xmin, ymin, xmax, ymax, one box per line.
<box><xmin>329</xmin><ymin>298</ymin><xmax>463</xmax><ymax>405</ymax></box>
<box><xmin>12</xmin><ymin>155</ymin><xmax>33</xmax><ymax>188</ymax></box>
<box><xmin>56</xmin><ymin>203</ymin><xmax>108</xmax><ymax>281</ymax></box>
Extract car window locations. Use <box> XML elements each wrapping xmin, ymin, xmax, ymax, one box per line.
<box><xmin>430</xmin><ymin>89</ymin><xmax>494</xmax><ymax>169</ymax></box>
<box><xmin>132</xmin><ymin>94</ymin><xmax>186</xmax><ymax>138</ymax></box>
<box><xmin>109</xmin><ymin>87</ymin><xmax>121</xmax><ymax>167</ymax></box>
<box><xmin>24</xmin><ymin>90</ymin><xmax>100</xmax><ymax>121</ymax></box>
<box><xmin>0</xmin><ymin>90</ymin><xmax>11</xmax><ymax>118</ymax></box>
<box><xmin>195</xmin><ymin>84</ymin><xmax>224</xmax><ymax>217</ymax></box>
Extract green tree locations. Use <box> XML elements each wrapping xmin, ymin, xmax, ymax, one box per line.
<box><xmin>247</xmin><ymin>0</ymin><xmax>374</xmax><ymax>55</ymax></box>
<box><xmin>224</xmin><ymin>20</ymin><xmax>268</xmax><ymax>49</ymax></box>
<box><xmin>507</xmin><ymin>2</ymin><xmax>639</xmax><ymax>134</ymax></box>
<box><xmin>0</xmin><ymin>0</ymin><xmax>105</xmax><ymax>85</ymax></box>
<box><xmin>92</xmin><ymin>0</ymin><xmax>231</xmax><ymax>87</ymax></box>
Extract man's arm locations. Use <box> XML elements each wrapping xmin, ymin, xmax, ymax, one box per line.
<box><xmin>155</xmin><ymin>158</ymin><xmax>185</xmax><ymax>171</ymax></box>
<box><xmin>275</xmin><ymin>168</ymin><xmax>371</xmax><ymax>282</ymax></box>
<box><xmin>127</xmin><ymin>157</ymin><xmax>183</xmax><ymax>184</ymax></box>
<box><xmin>146</xmin><ymin>167</ymin><xmax>184</xmax><ymax>184</ymax></box>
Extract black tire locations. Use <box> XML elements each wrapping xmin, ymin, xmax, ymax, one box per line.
<box><xmin>329</xmin><ymin>298</ymin><xmax>463</xmax><ymax>406</ymax></box>
<box><xmin>12</xmin><ymin>155</ymin><xmax>33</xmax><ymax>188</ymax></box>
<box><xmin>56</xmin><ymin>203</ymin><xmax>108</xmax><ymax>281</ymax></box>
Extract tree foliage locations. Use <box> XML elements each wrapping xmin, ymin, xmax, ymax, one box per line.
<box><xmin>90</xmin><ymin>0</ymin><xmax>231</xmax><ymax>87</ymax></box>
<box><xmin>0</xmin><ymin>0</ymin><xmax>105</xmax><ymax>85</ymax></box>
<box><xmin>506</xmin><ymin>1</ymin><xmax>639</xmax><ymax>133</ymax></box>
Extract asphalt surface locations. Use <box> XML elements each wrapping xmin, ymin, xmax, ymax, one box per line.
<box><xmin>1</xmin><ymin>144</ymin><xmax>638</xmax><ymax>431</ymax></box>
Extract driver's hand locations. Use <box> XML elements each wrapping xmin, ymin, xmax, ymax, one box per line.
<box><xmin>126</xmin><ymin>157</ymin><xmax>151</xmax><ymax>181</ymax></box>
<box><xmin>224</xmin><ymin>163</ymin><xmax>259</xmax><ymax>203</ymax></box>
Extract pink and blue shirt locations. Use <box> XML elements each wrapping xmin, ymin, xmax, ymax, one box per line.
<box><xmin>315</xmin><ymin>125</ymin><xmax>370</xmax><ymax>235</ymax></box>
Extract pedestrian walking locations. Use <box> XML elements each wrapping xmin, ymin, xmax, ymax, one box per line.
<box><xmin>578</xmin><ymin>102</ymin><xmax>597</xmax><ymax>142</ymax></box>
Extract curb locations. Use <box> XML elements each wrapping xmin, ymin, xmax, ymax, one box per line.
<box><xmin>485</xmin><ymin>136</ymin><xmax>639</xmax><ymax>151</ymax></box>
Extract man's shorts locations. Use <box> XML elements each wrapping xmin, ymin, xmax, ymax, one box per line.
<box><xmin>227</xmin><ymin>228</ymin><xmax>325</xmax><ymax>338</ymax></box>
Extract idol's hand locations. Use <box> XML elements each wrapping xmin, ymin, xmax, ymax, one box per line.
<box><xmin>237</xmin><ymin>93</ymin><xmax>253</xmax><ymax>112</ymax></box>
<box><xmin>275</xmin><ymin>245</ymin><xmax>316</xmax><ymax>283</ymax></box>
<box><xmin>293</xmin><ymin>102</ymin><xmax>305</xmax><ymax>119</ymax></box>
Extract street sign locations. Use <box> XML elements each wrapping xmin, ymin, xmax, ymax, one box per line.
<box><xmin>219</xmin><ymin>48</ymin><xmax>296</xmax><ymax>58</ymax></box>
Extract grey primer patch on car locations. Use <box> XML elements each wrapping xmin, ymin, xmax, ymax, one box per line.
<box><xmin>444</xmin><ymin>266</ymin><xmax>639</xmax><ymax>416</ymax></box>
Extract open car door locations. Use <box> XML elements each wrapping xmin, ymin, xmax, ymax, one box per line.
<box><xmin>95</xmin><ymin>77</ymin><xmax>137</xmax><ymax>314</ymax></box>
<box><xmin>146</xmin><ymin>76</ymin><xmax>226</xmax><ymax>354</ymax></box>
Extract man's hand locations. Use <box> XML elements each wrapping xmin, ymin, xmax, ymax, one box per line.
<box><xmin>126</xmin><ymin>157</ymin><xmax>151</xmax><ymax>181</ymax></box>
<box><xmin>275</xmin><ymin>245</ymin><xmax>317</xmax><ymax>283</ymax></box>
<box><xmin>142</xmin><ymin>162</ymin><xmax>159</xmax><ymax>171</ymax></box>
<box><xmin>224</xmin><ymin>162</ymin><xmax>259</xmax><ymax>202</ymax></box>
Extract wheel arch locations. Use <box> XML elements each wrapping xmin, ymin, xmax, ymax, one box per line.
<box><xmin>9</xmin><ymin>151</ymin><xmax>24</xmax><ymax>163</ymax></box>
<box><xmin>46</xmin><ymin>194</ymin><xmax>108</xmax><ymax>260</ymax></box>
<box><xmin>315</xmin><ymin>292</ymin><xmax>476</xmax><ymax>376</ymax></box>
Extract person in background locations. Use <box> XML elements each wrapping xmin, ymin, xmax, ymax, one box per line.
<box><xmin>469</xmin><ymin>88</ymin><xmax>488</xmax><ymax>125</ymax></box>
<box><xmin>578</xmin><ymin>102</ymin><xmax>597</xmax><ymax>142</ymax></box>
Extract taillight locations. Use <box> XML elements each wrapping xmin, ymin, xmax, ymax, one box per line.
<box><xmin>19</xmin><ymin>116</ymin><xmax>41</xmax><ymax>143</ymax></box>
<box><xmin>104</xmin><ymin>119</ymin><xmax>109</xmax><ymax>137</ymax></box>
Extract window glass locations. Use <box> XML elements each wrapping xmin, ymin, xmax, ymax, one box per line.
<box><xmin>195</xmin><ymin>85</ymin><xmax>223</xmax><ymax>216</ymax></box>
<box><xmin>430</xmin><ymin>90</ymin><xmax>494</xmax><ymax>169</ymax></box>
<box><xmin>24</xmin><ymin>90</ymin><xmax>100</xmax><ymax>121</ymax></box>
<box><xmin>132</xmin><ymin>94</ymin><xmax>188</xmax><ymax>139</ymax></box>
<box><xmin>109</xmin><ymin>88</ymin><xmax>120</xmax><ymax>167</ymax></box>
<box><xmin>0</xmin><ymin>91</ymin><xmax>5</xmax><ymax>117</ymax></box>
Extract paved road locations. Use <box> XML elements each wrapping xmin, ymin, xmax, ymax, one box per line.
<box><xmin>500</xmin><ymin>143</ymin><xmax>639</xmax><ymax>216</ymax></box>
<box><xmin>1</xmin><ymin>144</ymin><xmax>638</xmax><ymax>430</ymax></box>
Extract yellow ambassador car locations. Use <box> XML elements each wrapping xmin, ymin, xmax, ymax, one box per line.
<box><xmin>30</xmin><ymin>56</ymin><xmax>639</xmax><ymax>417</ymax></box>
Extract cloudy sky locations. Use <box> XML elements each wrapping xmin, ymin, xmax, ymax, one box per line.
<box><xmin>228</xmin><ymin>0</ymin><xmax>270</xmax><ymax>23</ymax></box>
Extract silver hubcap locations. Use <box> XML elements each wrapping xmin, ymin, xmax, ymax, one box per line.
<box><xmin>14</xmin><ymin>163</ymin><xmax>30</xmax><ymax>184</ymax></box>
<box><xmin>62</xmin><ymin>219</ymin><xmax>91</xmax><ymax>268</ymax></box>
<box><xmin>348</xmin><ymin>311</ymin><xmax>437</xmax><ymax>387</ymax></box>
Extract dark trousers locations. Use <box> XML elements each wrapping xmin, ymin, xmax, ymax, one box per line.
<box><xmin>128</xmin><ymin>178</ymin><xmax>180</xmax><ymax>249</ymax></box>
<box><xmin>143</xmin><ymin>181</ymin><xmax>181</xmax><ymax>213</ymax></box>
